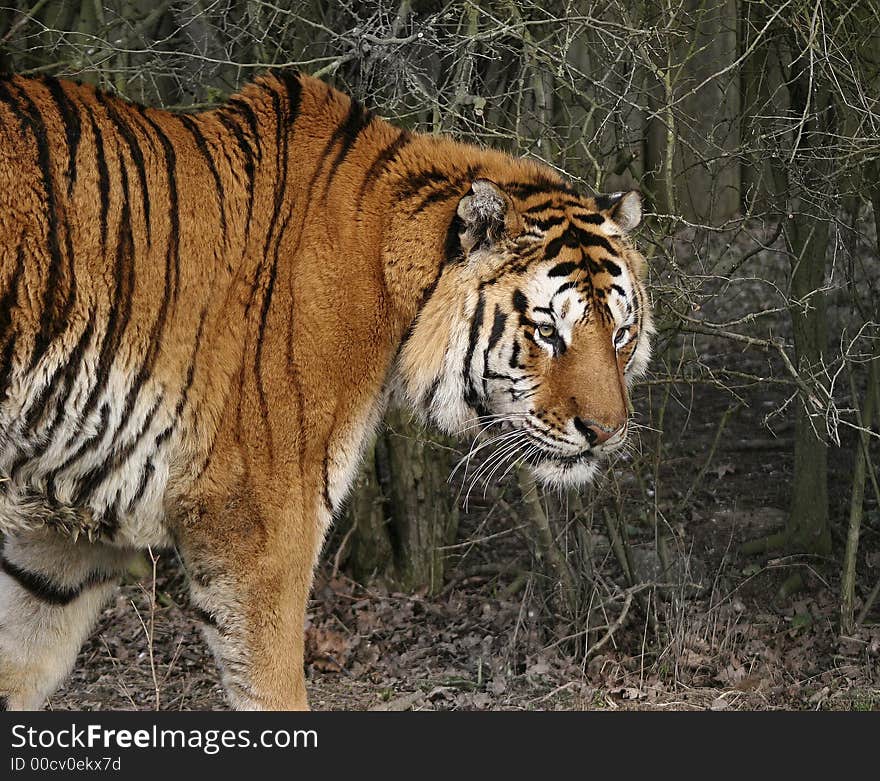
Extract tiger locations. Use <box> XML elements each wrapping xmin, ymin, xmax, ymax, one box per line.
<box><xmin>0</xmin><ymin>68</ymin><xmax>652</xmax><ymax>711</ymax></box>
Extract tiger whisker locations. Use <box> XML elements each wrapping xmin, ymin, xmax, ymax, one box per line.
<box><xmin>464</xmin><ymin>434</ymin><xmax>528</xmax><ymax>492</ymax></box>
<box><xmin>450</xmin><ymin>426</ymin><xmax>528</xmax><ymax>483</ymax></box>
<box><xmin>497</xmin><ymin>443</ymin><xmax>541</xmax><ymax>485</ymax></box>
<box><xmin>451</xmin><ymin>413</ymin><xmax>528</xmax><ymax>436</ymax></box>
<box><xmin>481</xmin><ymin>441</ymin><xmax>532</xmax><ymax>497</ymax></box>
<box><xmin>462</xmin><ymin>433</ymin><xmax>529</xmax><ymax>510</ymax></box>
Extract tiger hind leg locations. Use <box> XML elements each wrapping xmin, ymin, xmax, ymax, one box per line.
<box><xmin>0</xmin><ymin>528</ymin><xmax>133</xmax><ymax>710</ymax></box>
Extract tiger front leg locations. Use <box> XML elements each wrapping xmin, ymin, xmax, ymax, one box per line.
<box><xmin>0</xmin><ymin>529</ymin><xmax>133</xmax><ymax>710</ymax></box>
<box><xmin>177</xmin><ymin>496</ymin><xmax>324</xmax><ymax>711</ymax></box>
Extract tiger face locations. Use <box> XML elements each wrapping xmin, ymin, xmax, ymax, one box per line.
<box><xmin>400</xmin><ymin>178</ymin><xmax>652</xmax><ymax>488</ymax></box>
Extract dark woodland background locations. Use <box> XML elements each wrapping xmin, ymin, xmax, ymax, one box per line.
<box><xmin>1</xmin><ymin>1</ymin><xmax>878</xmax><ymax>710</ymax></box>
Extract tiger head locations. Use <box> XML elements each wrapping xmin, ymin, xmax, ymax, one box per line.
<box><xmin>399</xmin><ymin>178</ymin><xmax>653</xmax><ymax>488</ymax></box>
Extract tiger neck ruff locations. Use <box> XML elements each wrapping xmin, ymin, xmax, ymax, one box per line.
<box><xmin>0</xmin><ymin>70</ymin><xmax>651</xmax><ymax>710</ymax></box>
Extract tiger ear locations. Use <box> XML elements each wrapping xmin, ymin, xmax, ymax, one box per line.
<box><xmin>456</xmin><ymin>179</ymin><xmax>516</xmax><ymax>255</ymax></box>
<box><xmin>597</xmin><ymin>190</ymin><xmax>642</xmax><ymax>233</ymax></box>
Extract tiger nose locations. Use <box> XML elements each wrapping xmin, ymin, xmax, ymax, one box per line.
<box><xmin>573</xmin><ymin>417</ymin><xmax>620</xmax><ymax>446</ymax></box>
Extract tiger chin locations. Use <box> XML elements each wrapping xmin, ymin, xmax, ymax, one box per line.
<box><xmin>0</xmin><ymin>68</ymin><xmax>650</xmax><ymax>712</ymax></box>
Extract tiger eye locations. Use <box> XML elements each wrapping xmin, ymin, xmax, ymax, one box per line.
<box><xmin>537</xmin><ymin>323</ymin><xmax>556</xmax><ymax>339</ymax></box>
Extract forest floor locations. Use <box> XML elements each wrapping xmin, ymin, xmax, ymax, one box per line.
<box><xmin>51</xmin><ymin>361</ymin><xmax>880</xmax><ymax>712</ymax></box>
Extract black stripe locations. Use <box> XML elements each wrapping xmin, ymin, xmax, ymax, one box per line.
<box><xmin>218</xmin><ymin>110</ymin><xmax>256</xmax><ymax>236</ymax></box>
<box><xmin>487</xmin><ymin>306</ymin><xmax>507</xmax><ymax>350</ymax></box>
<box><xmin>595</xmin><ymin>193</ymin><xmax>621</xmax><ymax>211</ymax></box>
<box><xmin>252</xmin><ymin>84</ymin><xmax>294</xmax><ymax>452</ymax></box>
<box><xmin>577</xmin><ymin>228</ymin><xmax>615</xmax><ymax>254</ymax></box>
<box><xmin>253</xmin><ymin>211</ymin><xmax>291</xmax><ymax>453</ymax></box>
<box><xmin>154</xmin><ymin>304</ymin><xmax>208</xmax><ymax>452</ymax></box>
<box><xmin>257</xmin><ymin>208</ymin><xmax>289</xmax><ymax>336</ymax></box>
<box><xmin>400</xmin><ymin>164</ymin><xmax>478</xmax><ymax>211</ymax></box>
<box><xmin>462</xmin><ymin>292</ymin><xmax>486</xmax><ymax>406</ymax></box>
<box><xmin>25</xmin><ymin>82</ymin><xmax>78</xmax><ymax>367</ymax></box>
<box><xmin>424</xmin><ymin>375</ymin><xmax>442</xmax><ymax>415</ymax></box>
<box><xmin>397</xmin><ymin>268</ymin><xmax>445</xmax><ymax>353</ymax></box>
<box><xmin>0</xmin><ymin>240</ymin><xmax>25</xmax><ymax>402</ymax></box>
<box><xmin>178</xmin><ymin>114</ymin><xmax>227</xmax><ymax>242</ymax></box>
<box><xmin>484</xmin><ymin>370</ymin><xmax>522</xmax><ymax>382</ymax></box>
<box><xmin>279</xmin><ymin>86</ymin><xmax>366</xmax><ymax>309</ymax></box>
<box><xmin>22</xmin><ymin>318</ymin><xmax>94</xmax><ymax>437</ymax></box>
<box><xmin>397</xmin><ymin>167</ymin><xmax>449</xmax><ymax>200</ymax></box>
<box><xmin>324</xmin><ymin>98</ymin><xmax>374</xmax><ymax>194</ymax></box>
<box><xmin>482</xmin><ymin>305</ymin><xmax>508</xmax><ymax>397</ymax></box>
<box><xmin>0</xmin><ymin>329</ymin><xmax>18</xmax><ymax>406</ymax></box>
<box><xmin>571</xmin><ymin>211</ymin><xmax>605</xmax><ymax>225</ymax></box>
<box><xmin>83</xmin><ymin>103</ymin><xmax>111</xmax><ymax>250</ymax></box>
<box><xmin>51</xmin><ymin>403</ymin><xmax>111</xmax><ymax>482</ymax></box>
<box><xmin>0</xmin><ymin>554</ymin><xmax>110</xmax><ymax>606</ymax></box>
<box><xmin>604</xmin><ymin>258</ymin><xmax>622</xmax><ymax>276</ymax></box>
<box><xmin>41</xmin><ymin>76</ymin><xmax>82</xmax><ymax>198</ymax></box>
<box><xmin>585</xmin><ymin>256</ymin><xmax>603</xmax><ymax>275</ymax></box>
<box><xmin>545</xmin><ymin>230</ymin><xmax>579</xmax><ymax>262</ymax></box>
<box><xmin>191</xmin><ymin>604</ymin><xmax>219</xmax><ymax>628</ymax></box>
<box><xmin>553</xmin><ymin>280</ymin><xmax>579</xmax><ymax>297</ymax></box>
<box><xmin>276</xmin><ymin>69</ymin><xmax>303</xmax><ymax>120</ymax></box>
<box><xmin>512</xmin><ymin>289</ymin><xmax>528</xmax><ymax>314</ymax></box>
<box><xmin>321</xmin><ymin>449</ymin><xmax>333</xmax><ymax>513</ymax></box>
<box><xmin>509</xmin><ymin>338</ymin><xmax>522</xmax><ymax>369</ymax></box>
<box><xmin>506</xmin><ymin>183</ymin><xmax>553</xmax><ymax>199</ymax></box>
<box><xmin>396</xmin><ymin>192</ymin><xmax>466</xmax><ymax>353</ymax></box>
<box><xmin>83</xmin><ymin>155</ymin><xmax>136</xmax><ymax>412</ymax></box>
<box><xmin>260</xmin><ymin>86</ymin><xmax>289</xmax><ymax>262</ymax></box>
<box><xmin>127</xmin><ymin>459</ymin><xmax>155</xmax><ymax>512</ymax></box>
<box><xmin>96</xmin><ymin>92</ymin><xmax>151</xmax><ymax>247</ymax></box>
<box><xmin>523</xmin><ymin>198</ymin><xmax>555</xmax><ymax>214</ymax></box>
<box><xmin>227</xmin><ymin>97</ymin><xmax>263</xmax><ymax>159</ymax></box>
<box><xmin>410</xmin><ymin>183</ymin><xmax>461</xmax><ymax>215</ymax></box>
<box><xmin>139</xmin><ymin>108</ymin><xmax>179</xmax><ymax>299</ymax></box>
<box><xmin>0</xmin><ymin>79</ymin><xmax>27</xmax><ymax>136</ymax></box>
<box><xmin>548</xmin><ymin>261</ymin><xmax>578</xmax><ymax>278</ymax></box>
<box><xmin>444</xmin><ymin>213</ymin><xmax>464</xmax><ymax>263</ymax></box>
<box><xmin>357</xmin><ymin>130</ymin><xmax>412</xmax><ymax>205</ymax></box>
<box><xmin>3</xmin><ymin>81</ymin><xmax>72</xmax><ymax>371</ymax></box>
<box><xmin>506</xmin><ymin>180</ymin><xmax>576</xmax><ymax>200</ymax></box>
<box><xmin>152</xmin><ymin>374</ymin><xmax>191</xmax><ymax>448</ymax></box>
<box><xmin>531</xmin><ymin>214</ymin><xmax>565</xmax><ymax>231</ymax></box>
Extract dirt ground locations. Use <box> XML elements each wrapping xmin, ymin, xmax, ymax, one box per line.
<box><xmin>50</xmin><ymin>363</ymin><xmax>880</xmax><ymax>712</ymax></box>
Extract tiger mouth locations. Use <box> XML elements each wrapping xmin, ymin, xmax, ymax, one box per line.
<box><xmin>521</xmin><ymin>430</ymin><xmax>596</xmax><ymax>466</ymax></box>
<box><xmin>542</xmin><ymin>450</ymin><xmax>595</xmax><ymax>466</ymax></box>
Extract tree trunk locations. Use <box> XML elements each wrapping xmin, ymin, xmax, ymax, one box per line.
<box><xmin>771</xmin><ymin>37</ymin><xmax>834</xmax><ymax>555</ymax></box>
<box><xmin>785</xmin><ymin>214</ymin><xmax>831</xmax><ymax>554</ymax></box>
<box><xmin>344</xmin><ymin>410</ymin><xmax>459</xmax><ymax>595</ymax></box>
<box><xmin>343</xmin><ymin>439</ymin><xmax>394</xmax><ymax>582</ymax></box>
<box><xmin>382</xmin><ymin>410</ymin><xmax>459</xmax><ymax>593</ymax></box>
